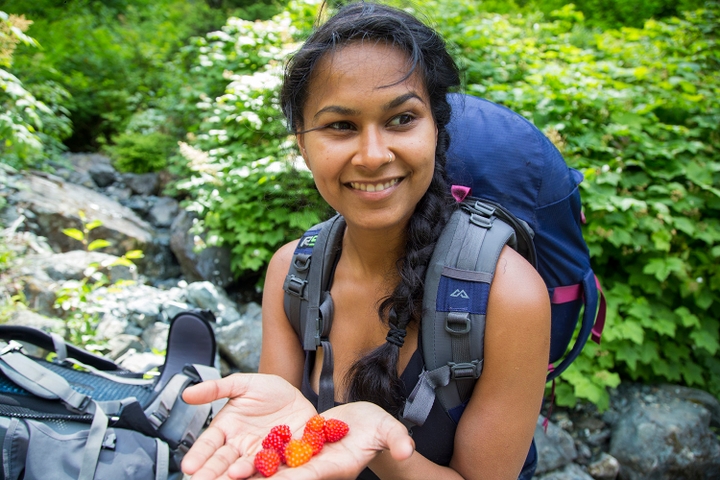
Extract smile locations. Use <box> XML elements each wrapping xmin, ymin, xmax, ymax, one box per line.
<box><xmin>349</xmin><ymin>178</ymin><xmax>400</xmax><ymax>192</ymax></box>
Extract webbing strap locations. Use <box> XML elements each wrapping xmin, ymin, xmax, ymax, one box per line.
<box><xmin>78</xmin><ymin>402</ymin><xmax>108</xmax><ymax>480</ymax></box>
<box><xmin>155</xmin><ymin>438</ymin><xmax>170</xmax><ymax>480</ymax></box>
<box><xmin>402</xmin><ymin>367</ymin><xmax>451</xmax><ymax>426</ymax></box>
<box><xmin>317</xmin><ymin>339</ymin><xmax>335</xmax><ymax>413</ymax></box>
<box><xmin>145</xmin><ymin>374</ymin><xmax>189</xmax><ymax>429</ymax></box>
<box><xmin>50</xmin><ymin>332</ymin><xmax>68</xmax><ymax>362</ymax></box>
<box><xmin>0</xmin><ymin>347</ymin><xmax>89</xmax><ymax>411</ymax></box>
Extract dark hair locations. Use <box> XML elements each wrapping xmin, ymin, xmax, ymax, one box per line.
<box><xmin>281</xmin><ymin>1</ymin><xmax>460</xmax><ymax>416</ymax></box>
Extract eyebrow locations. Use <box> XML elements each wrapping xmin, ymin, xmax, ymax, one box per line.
<box><xmin>312</xmin><ymin>91</ymin><xmax>426</xmax><ymax>122</ymax></box>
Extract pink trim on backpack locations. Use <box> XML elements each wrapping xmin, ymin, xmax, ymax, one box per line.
<box><xmin>451</xmin><ymin>185</ymin><xmax>471</xmax><ymax>202</ymax></box>
<box><xmin>551</xmin><ymin>284</ymin><xmax>582</xmax><ymax>304</ymax></box>
<box><xmin>551</xmin><ymin>277</ymin><xmax>607</xmax><ymax>345</ymax></box>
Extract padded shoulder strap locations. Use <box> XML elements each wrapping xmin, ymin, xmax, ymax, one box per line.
<box><xmin>404</xmin><ymin>200</ymin><xmax>521</xmax><ymax>426</ymax></box>
<box><xmin>283</xmin><ymin>214</ymin><xmax>345</xmax><ymax>351</ymax></box>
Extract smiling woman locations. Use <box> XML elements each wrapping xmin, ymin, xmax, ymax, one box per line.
<box><xmin>179</xmin><ymin>3</ymin><xmax>551</xmax><ymax>480</ymax></box>
<box><xmin>296</xmin><ymin>42</ymin><xmax>437</xmax><ymax>234</ymax></box>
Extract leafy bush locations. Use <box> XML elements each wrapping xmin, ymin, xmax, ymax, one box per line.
<box><xmin>0</xmin><ymin>11</ymin><xmax>71</xmax><ymax>169</ymax></box>
<box><xmin>175</xmin><ymin>3</ymin><xmax>330</xmax><ymax>278</ymax></box>
<box><xmin>2</xmin><ymin>0</ymin><xmax>247</xmax><ymax>151</ymax></box>
<box><xmin>105</xmin><ymin>131</ymin><xmax>177</xmax><ymax>174</ymax></box>
<box><xmin>523</xmin><ymin>0</ymin><xmax>706</xmax><ymax>29</ymax></box>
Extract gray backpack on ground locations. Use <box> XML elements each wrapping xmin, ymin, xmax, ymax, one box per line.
<box><xmin>0</xmin><ymin>310</ymin><xmax>225</xmax><ymax>480</ymax></box>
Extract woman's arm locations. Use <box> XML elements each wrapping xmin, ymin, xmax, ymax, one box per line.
<box><xmin>368</xmin><ymin>246</ymin><xmax>551</xmax><ymax>479</ymax></box>
<box><xmin>258</xmin><ymin>240</ymin><xmax>306</xmax><ymax>387</ymax></box>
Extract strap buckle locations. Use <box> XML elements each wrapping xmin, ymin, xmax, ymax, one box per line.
<box><xmin>283</xmin><ymin>274</ymin><xmax>307</xmax><ymax>298</ymax></box>
<box><xmin>448</xmin><ymin>360</ymin><xmax>481</xmax><ymax>380</ymax></box>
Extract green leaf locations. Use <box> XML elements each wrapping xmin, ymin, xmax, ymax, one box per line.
<box><xmin>681</xmin><ymin>362</ymin><xmax>705</xmax><ymax>387</ymax></box>
<box><xmin>85</xmin><ymin>220</ymin><xmax>103</xmax><ymax>231</ymax></box>
<box><xmin>690</xmin><ymin>319</ymin><xmax>720</xmax><ymax>355</ymax></box>
<box><xmin>62</xmin><ymin>228</ymin><xmax>85</xmax><ymax>242</ymax></box>
<box><xmin>124</xmin><ymin>250</ymin><xmax>144</xmax><ymax>260</ymax></box>
<box><xmin>642</xmin><ymin>257</ymin><xmax>685</xmax><ymax>282</ymax></box>
<box><xmin>674</xmin><ymin>307</ymin><xmax>700</xmax><ymax>328</ymax></box>
<box><xmin>87</xmin><ymin>239</ymin><xmax>111</xmax><ymax>251</ymax></box>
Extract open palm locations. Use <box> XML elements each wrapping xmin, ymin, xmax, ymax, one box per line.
<box><xmin>180</xmin><ymin>373</ymin><xmax>413</xmax><ymax>480</ymax></box>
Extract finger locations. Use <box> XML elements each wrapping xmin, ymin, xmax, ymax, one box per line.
<box><xmin>227</xmin><ymin>456</ymin><xmax>256</xmax><ymax>479</ymax></box>
<box><xmin>182</xmin><ymin>425</ymin><xmax>228</xmax><ymax>474</ymax></box>
<box><xmin>182</xmin><ymin>426</ymin><xmax>243</xmax><ymax>477</ymax></box>
<box><xmin>185</xmin><ymin>444</ymin><xmax>243</xmax><ymax>480</ymax></box>
<box><xmin>182</xmin><ymin>373</ymin><xmax>253</xmax><ymax>405</ymax></box>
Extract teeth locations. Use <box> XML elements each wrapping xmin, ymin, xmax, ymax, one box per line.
<box><xmin>350</xmin><ymin>179</ymin><xmax>400</xmax><ymax>192</ymax></box>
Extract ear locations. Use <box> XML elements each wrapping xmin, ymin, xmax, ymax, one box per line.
<box><xmin>297</xmin><ymin>133</ymin><xmax>311</xmax><ymax>170</ymax></box>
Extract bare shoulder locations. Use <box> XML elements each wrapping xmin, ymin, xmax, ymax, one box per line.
<box><xmin>488</xmin><ymin>245</ymin><xmax>549</xmax><ymax>328</ymax></box>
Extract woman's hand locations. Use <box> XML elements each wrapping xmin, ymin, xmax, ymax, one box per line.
<box><xmin>180</xmin><ymin>373</ymin><xmax>414</xmax><ymax>479</ymax></box>
<box><xmin>181</xmin><ymin>373</ymin><xmax>317</xmax><ymax>479</ymax></box>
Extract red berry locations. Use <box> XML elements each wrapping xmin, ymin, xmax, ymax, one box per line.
<box><xmin>324</xmin><ymin>418</ymin><xmax>349</xmax><ymax>443</ymax></box>
<box><xmin>284</xmin><ymin>439</ymin><xmax>313</xmax><ymax>468</ymax></box>
<box><xmin>269</xmin><ymin>424</ymin><xmax>292</xmax><ymax>443</ymax></box>
<box><xmin>304</xmin><ymin>414</ymin><xmax>326</xmax><ymax>434</ymax></box>
<box><xmin>301</xmin><ymin>428</ymin><xmax>325</xmax><ymax>455</ymax></box>
<box><xmin>262</xmin><ymin>430</ymin><xmax>289</xmax><ymax>454</ymax></box>
<box><xmin>254</xmin><ymin>449</ymin><xmax>281</xmax><ymax>477</ymax></box>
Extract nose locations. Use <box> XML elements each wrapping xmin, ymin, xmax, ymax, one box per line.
<box><xmin>352</xmin><ymin>126</ymin><xmax>391</xmax><ymax>171</ymax></box>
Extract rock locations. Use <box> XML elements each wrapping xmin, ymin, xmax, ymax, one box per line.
<box><xmin>124</xmin><ymin>172</ymin><xmax>159</xmax><ymax>196</ymax></box>
<box><xmin>536</xmin><ymin>416</ymin><xmax>578</xmax><ymax>474</ymax></box>
<box><xmin>587</xmin><ymin>452</ymin><xmax>620</xmax><ymax>480</ymax></box>
<box><xmin>609</xmin><ymin>393</ymin><xmax>720</xmax><ymax>479</ymax></box>
<box><xmin>537</xmin><ymin>463</ymin><xmax>594</xmax><ymax>480</ymax></box>
<box><xmin>9</xmin><ymin>172</ymin><xmax>154</xmax><ymax>259</ymax></box>
<box><xmin>148</xmin><ymin>196</ymin><xmax>179</xmax><ymax>228</ymax></box>
<box><xmin>185</xmin><ymin>281</ymin><xmax>241</xmax><ymax>324</ymax></box>
<box><xmin>88</xmin><ymin>161</ymin><xmax>118</xmax><ymax>188</ymax></box>
<box><xmin>214</xmin><ymin>303</ymin><xmax>262</xmax><ymax>373</ymax></box>
<box><xmin>45</xmin><ymin>250</ymin><xmax>137</xmax><ymax>282</ymax></box>
<box><xmin>141</xmin><ymin>321</ymin><xmax>170</xmax><ymax>353</ymax></box>
<box><xmin>169</xmin><ymin>210</ymin><xmax>234</xmax><ymax>288</ymax></box>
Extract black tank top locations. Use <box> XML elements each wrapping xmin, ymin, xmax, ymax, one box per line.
<box><xmin>301</xmin><ymin>345</ymin><xmax>459</xmax><ymax>479</ymax></box>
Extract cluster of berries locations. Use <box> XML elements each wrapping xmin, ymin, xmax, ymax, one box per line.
<box><xmin>253</xmin><ymin>414</ymin><xmax>350</xmax><ymax>477</ymax></box>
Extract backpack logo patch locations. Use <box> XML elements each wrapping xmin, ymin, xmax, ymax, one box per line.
<box><xmin>450</xmin><ymin>289</ymin><xmax>469</xmax><ymax>299</ymax></box>
<box><xmin>299</xmin><ymin>234</ymin><xmax>318</xmax><ymax>249</ymax></box>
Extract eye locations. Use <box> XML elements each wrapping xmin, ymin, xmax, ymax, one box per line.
<box><xmin>387</xmin><ymin>113</ymin><xmax>415</xmax><ymax>127</ymax></box>
<box><xmin>326</xmin><ymin>121</ymin><xmax>355</xmax><ymax>131</ymax></box>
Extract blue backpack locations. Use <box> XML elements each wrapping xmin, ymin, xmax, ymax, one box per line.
<box><xmin>283</xmin><ymin>93</ymin><xmax>606</xmax><ymax>425</ymax></box>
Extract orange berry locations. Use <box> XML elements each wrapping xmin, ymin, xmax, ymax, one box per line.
<box><xmin>284</xmin><ymin>439</ymin><xmax>313</xmax><ymax>468</ymax></box>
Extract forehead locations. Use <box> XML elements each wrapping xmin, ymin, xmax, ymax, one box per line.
<box><xmin>302</xmin><ymin>42</ymin><xmax>428</xmax><ymax>119</ymax></box>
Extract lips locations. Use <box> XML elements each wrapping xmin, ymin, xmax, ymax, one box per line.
<box><xmin>349</xmin><ymin>178</ymin><xmax>400</xmax><ymax>192</ymax></box>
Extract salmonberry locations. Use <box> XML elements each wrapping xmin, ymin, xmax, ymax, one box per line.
<box><xmin>301</xmin><ymin>428</ymin><xmax>325</xmax><ymax>455</ymax></box>
<box><xmin>304</xmin><ymin>414</ymin><xmax>326</xmax><ymax>434</ymax></box>
<box><xmin>324</xmin><ymin>418</ymin><xmax>349</xmax><ymax>443</ymax></box>
<box><xmin>269</xmin><ymin>424</ymin><xmax>292</xmax><ymax>443</ymax></box>
<box><xmin>262</xmin><ymin>430</ymin><xmax>289</xmax><ymax>454</ymax></box>
<box><xmin>284</xmin><ymin>439</ymin><xmax>314</xmax><ymax>468</ymax></box>
<box><xmin>254</xmin><ymin>449</ymin><xmax>281</xmax><ymax>477</ymax></box>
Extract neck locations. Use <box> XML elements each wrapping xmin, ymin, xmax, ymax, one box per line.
<box><xmin>341</xmin><ymin>222</ymin><xmax>407</xmax><ymax>280</ymax></box>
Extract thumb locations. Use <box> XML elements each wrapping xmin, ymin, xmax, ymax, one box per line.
<box><xmin>182</xmin><ymin>373</ymin><xmax>253</xmax><ymax>405</ymax></box>
<box><xmin>378</xmin><ymin>417</ymin><xmax>415</xmax><ymax>462</ymax></box>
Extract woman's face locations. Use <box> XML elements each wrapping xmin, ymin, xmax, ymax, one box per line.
<box><xmin>297</xmin><ymin>42</ymin><xmax>437</xmax><ymax>233</ymax></box>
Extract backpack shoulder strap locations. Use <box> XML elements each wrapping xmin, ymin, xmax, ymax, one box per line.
<box><xmin>403</xmin><ymin>199</ymin><xmax>529</xmax><ymax>426</ymax></box>
<box><xmin>283</xmin><ymin>214</ymin><xmax>346</xmax><ymax>351</ymax></box>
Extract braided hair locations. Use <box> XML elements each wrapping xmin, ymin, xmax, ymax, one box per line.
<box><xmin>281</xmin><ymin>1</ymin><xmax>461</xmax><ymax>417</ymax></box>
